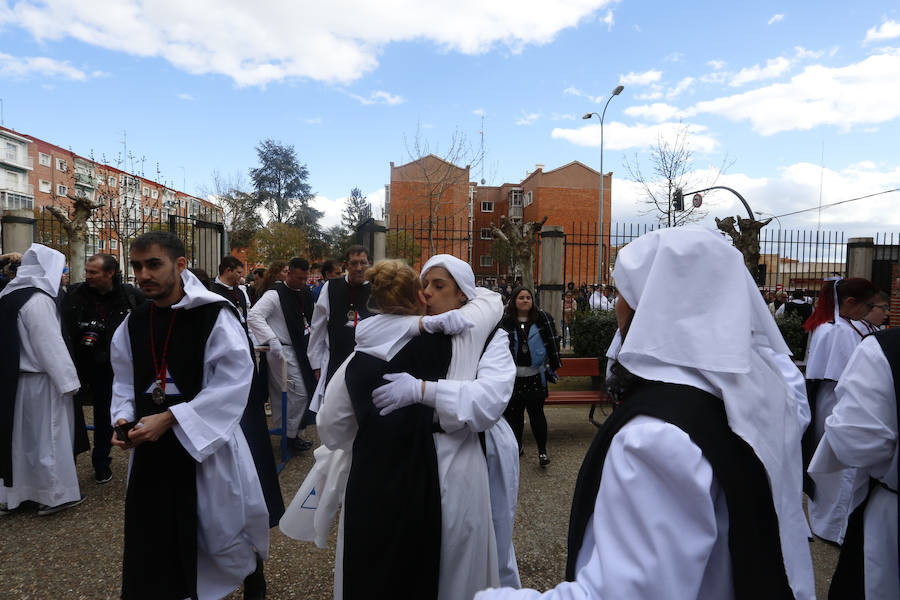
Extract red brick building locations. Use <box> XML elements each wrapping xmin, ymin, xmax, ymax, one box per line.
<box><xmin>386</xmin><ymin>157</ymin><xmax>611</xmax><ymax>285</ymax></box>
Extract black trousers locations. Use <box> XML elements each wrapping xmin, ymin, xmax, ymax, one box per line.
<box><xmin>503</xmin><ymin>374</ymin><xmax>548</xmax><ymax>455</ymax></box>
<box><xmin>79</xmin><ymin>364</ymin><xmax>113</xmax><ymax>470</ymax></box>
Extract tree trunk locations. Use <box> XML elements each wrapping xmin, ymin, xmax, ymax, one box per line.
<box><xmin>46</xmin><ymin>197</ymin><xmax>98</xmax><ymax>284</ymax></box>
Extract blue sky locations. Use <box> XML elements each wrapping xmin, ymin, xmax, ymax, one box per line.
<box><xmin>1</xmin><ymin>1</ymin><xmax>899</xmax><ymax>237</ymax></box>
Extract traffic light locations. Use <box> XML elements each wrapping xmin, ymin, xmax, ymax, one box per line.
<box><xmin>673</xmin><ymin>188</ymin><xmax>684</xmax><ymax>211</ymax></box>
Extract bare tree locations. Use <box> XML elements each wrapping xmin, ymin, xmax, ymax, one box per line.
<box><xmin>624</xmin><ymin>123</ymin><xmax>732</xmax><ymax>227</ymax></box>
<box><xmin>403</xmin><ymin>124</ymin><xmax>483</xmax><ymax>255</ymax></box>
<box><xmin>202</xmin><ymin>170</ymin><xmax>261</xmax><ymax>249</ymax></box>
<box><xmin>490</xmin><ymin>215</ymin><xmax>547</xmax><ymax>292</ymax></box>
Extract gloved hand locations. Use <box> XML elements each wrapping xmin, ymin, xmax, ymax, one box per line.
<box><xmin>372</xmin><ymin>372</ymin><xmax>424</xmax><ymax>416</ymax></box>
<box><xmin>268</xmin><ymin>339</ymin><xmax>284</xmax><ymax>364</ymax></box>
<box><xmin>421</xmin><ymin>311</ymin><xmax>474</xmax><ymax>335</ymax></box>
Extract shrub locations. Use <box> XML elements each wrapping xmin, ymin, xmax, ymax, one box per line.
<box><xmin>775</xmin><ymin>312</ymin><xmax>809</xmax><ymax>360</ymax></box>
<box><xmin>570</xmin><ymin>309</ymin><xmax>619</xmax><ymax>359</ymax></box>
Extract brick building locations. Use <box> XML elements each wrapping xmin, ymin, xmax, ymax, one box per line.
<box><xmin>1</xmin><ymin>125</ymin><xmax>222</xmax><ymax>264</ymax></box>
<box><xmin>386</xmin><ymin>157</ymin><xmax>611</xmax><ymax>285</ymax></box>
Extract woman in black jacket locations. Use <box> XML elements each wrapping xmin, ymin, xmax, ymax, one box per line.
<box><xmin>502</xmin><ymin>286</ymin><xmax>561</xmax><ymax>466</ymax></box>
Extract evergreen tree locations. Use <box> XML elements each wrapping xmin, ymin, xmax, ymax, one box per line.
<box><xmin>249</xmin><ymin>139</ymin><xmax>315</xmax><ymax>225</ymax></box>
<box><xmin>341</xmin><ymin>187</ymin><xmax>372</xmax><ymax>233</ymax></box>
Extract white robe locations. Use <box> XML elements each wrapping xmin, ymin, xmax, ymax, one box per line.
<box><xmin>110</xmin><ymin>272</ymin><xmax>269</xmax><ymax>600</ymax></box>
<box><xmin>0</xmin><ymin>292</ymin><xmax>81</xmax><ymax>509</ymax></box>
<box><xmin>809</xmin><ymin>336</ymin><xmax>899</xmax><ymax>600</ymax></box>
<box><xmin>805</xmin><ymin>319</ymin><xmax>866</xmax><ymax>543</ymax></box>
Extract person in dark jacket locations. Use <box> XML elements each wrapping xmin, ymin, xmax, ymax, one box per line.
<box><xmin>60</xmin><ymin>253</ymin><xmax>143</xmax><ymax>483</ymax></box>
<box><xmin>501</xmin><ymin>286</ymin><xmax>561</xmax><ymax>466</ymax></box>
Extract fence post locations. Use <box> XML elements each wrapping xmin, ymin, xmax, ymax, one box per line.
<box><xmin>1</xmin><ymin>209</ymin><xmax>36</xmax><ymax>254</ymax></box>
<box><xmin>373</xmin><ymin>220</ymin><xmax>387</xmax><ymax>262</ymax></box>
<box><xmin>846</xmin><ymin>237</ymin><xmax>874</xmax><ymax>280</ymax></box>
<box><xmin>538</xmin><ymin>225</ymin><xmax>565</xmax><ymax>331</ymax></box>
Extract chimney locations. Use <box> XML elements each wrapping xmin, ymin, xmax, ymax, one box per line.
<box><xmin>535</xmin><ymin>163</ymin><xmax>544</xmax><ymax>171</ymax></box>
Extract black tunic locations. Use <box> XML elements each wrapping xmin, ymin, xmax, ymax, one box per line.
<box><xmin>121</xmin><ymin>301</ymin><xmax>227</xmax><ymax>600</ymax></box>
<box><xmin>566</xmin><ymin>380</ymin><xmax>793</xmax><ymax>599</ymax></box>
<box><xmin>325</xmin><ymin>278</ymin><xmax>374</xmax><ymax>384</ymax></box>
<box><xmin>342</xmin><ymin>333</ymin><xmax>452</xmax><ymax>600</ymax></box>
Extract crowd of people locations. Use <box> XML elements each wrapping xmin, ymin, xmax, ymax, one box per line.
<box><xmin>0</xmin><ymin>224</ymin><xmax>897</xmax><ymax>599</ymax></box>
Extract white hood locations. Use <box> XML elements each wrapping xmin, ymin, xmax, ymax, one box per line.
<box><xmin>0</xmin><ymin>243</ymin><xmax>65</xmax><ymax>299</ymax></box>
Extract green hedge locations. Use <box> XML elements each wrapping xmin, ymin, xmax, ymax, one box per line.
<box><xmin>571</xmin><ymin>307</ymin><xmax>809</xmax><ymax>363</ymax></box>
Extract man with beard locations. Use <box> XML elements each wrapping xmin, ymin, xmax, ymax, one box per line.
<box><xmin>61</xmin><ymin>253</ymin><xmax>143</xmax><ymax>484</ymax></box>
<box><xmin>111</xmin><ymin>231</ymin><xmax>268</xmax><ymax>600</ymax></box>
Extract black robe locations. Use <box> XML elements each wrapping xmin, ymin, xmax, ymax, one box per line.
<box><xmin>567</xmin><ymin>380</ymin><xmax>793</xmax><ymax>599</ymax></box>
<box><xmin>342</xmin><ymin>333</ymin><xmax>452</xmax><ymax>600</ymax></box>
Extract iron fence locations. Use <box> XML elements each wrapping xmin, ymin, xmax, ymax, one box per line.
<box><xmin>384</xmin><ymin>214</ymin><xmax>471</xmax><ymax>273</ymax></box>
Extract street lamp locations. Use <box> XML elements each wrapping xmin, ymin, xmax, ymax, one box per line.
<box><xmin>583</xmin><ymin>84</ymin><xmax>624</xmax><ymax>285</ymax></box>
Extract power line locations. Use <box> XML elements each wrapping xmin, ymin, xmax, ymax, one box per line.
<box><xmin>772</xmin><ymin>187</ymin><xmax>900</xmax><ymax>219</ymax></box>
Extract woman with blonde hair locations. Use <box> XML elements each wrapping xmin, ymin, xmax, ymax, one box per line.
<box><xmin>259</xmin><ymin>260</ymin><xmax>288</xmax><ymax>295</ymax></box>
<box><xmin>316</xmin><ymin>259</ymin><xmax>483</xmax><ymax>600</ymax></box>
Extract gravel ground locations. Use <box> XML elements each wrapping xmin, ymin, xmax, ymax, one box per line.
<box><xmin>0</xmin><ymin>406</ymin><xmax>838</xmax><ymax>599</ymax></box>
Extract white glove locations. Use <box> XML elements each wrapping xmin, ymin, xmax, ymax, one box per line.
<box><xmin>421</xmin><ymin>311</ymin><xmax>474</xmax><ymax>335</ymax></box>
<box><xmin>268</xmin><ymin>339</ymin><xmax>284</xmax><ymax>364</ymax></box>
<box><xmin>372</xmin><ymin>372</ymin><xmax>424</xmax><ymax>416</ymax></box>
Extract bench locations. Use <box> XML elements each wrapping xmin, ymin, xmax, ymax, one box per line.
<box><xmin>546</xmin><ymin>357</ymin><xmax>610</xmax><ymax>427</ymax></box>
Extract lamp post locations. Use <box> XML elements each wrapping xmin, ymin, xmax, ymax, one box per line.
<box><xmin>583</xmin><ymin>84</ymin><xmax>624</xmax><ymax>285</ymax></box>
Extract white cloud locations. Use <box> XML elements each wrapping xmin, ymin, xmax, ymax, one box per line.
<box><xmin>664</xmin><ymin>52</ymin><xmax>684</xmax><ymax>63</ymax></box>
<box><xmin>688</xmin><ymin>51</ymin><xmax>900</xmax><ymax>135</ymax></box>
<box><xmin>516</xmin><ymin>111</ymin><xmax>540</xmax><ymax>126</ymax></box>
<box><xmin>551</xmin><ymin>121</ymin><xmax>718</xmax><ymax>153</ymax></box>
<box><xmin>865</xmin><ymin>18</ymin><xmax>900</xmax><ymax>44</ymax></box>
<box><xmin>635</xmin><ymin>88</ymin><xmax>663</xmax><ymax>100</ymax></box>
<box><xmin>348</xmin><ymin>90</ymin><xmax>404</xmax><ymax>105</ymax></box>
<box><xmin>0</xmin><ymin>52</ymin><xmax>89</xmax><ymax>80</ymax></box>
<box><xmin>601</xmin><ymin>9</ymin><xmax>615</xmax><ymax>31</ymax></box>
<box><xmin>564</xmin><ymin>85</ymin><xmax>603</xmax><ymax>103</ymax></box>
<box><xmin>551</xmin><ymin>112</ymin><xmax>576</xmax><ymax>121</ymax></box>
<box><xmin>632</xmin><ymin>24</ymin><xmax>641</xmax><ymax>33</ymax></box>
<box><xmin>619</xmin><ymin>69</ymin><xmax>662</xmax><ymax>86</ymax></box>
<box><xmin>305</xmin><ymin>116</ymin><xmax>323</xmax><ymax>124</ymax></box>
<box><xmin>0</xmin><ymin>0</ymin><xmax>616</xmax><ymax>87</ymax></box>
<box><xmin>729</xmin><ymin>56</ymin><xmax>791</xmax><ymax>86</ymax></box>
<box><xmin>767</xmin><ymin>14</ymin><xmax>784</xmax><ymax>26</ymax></box>
<box><xmin>624</xmin><ymin>102</ymin><xmax>682</xmax><ymax>122</ymax></box>
<box><xmin>177</xmin><ymin>93</ymin><xmax>194</xmax><ymax>101</ymax></box>
<box><xmin>473</xmin><ymin>108</ymin><xmax>485</xmax><ymax>116</ymax></box>
<box><xmin>314</xmin><ymin>187</ymin><xmax>387</xmax><ymax>228</ymax></box>
<box><xmin>666</xmin><ymin>76</ymin><xmax>694</xmax><ymax>98</ymax></box>
<box><xmin>707</xmin><ymin>59</ymin><xmax>726</xmax><ymax>70</ymax></box>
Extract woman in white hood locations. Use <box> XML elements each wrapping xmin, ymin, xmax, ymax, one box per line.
<box><xmin>475</xmin><ymin>226</ymin><xmax>815</xmax><ymax>600</ymax></box>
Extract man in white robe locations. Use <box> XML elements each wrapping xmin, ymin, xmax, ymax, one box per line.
<box><xmin>0</xmin><ymin>244</ymin><xmax>82</xmax><ymax>516</ymax></box>
<box><xmin>810</xmin><ymin>333</ymin><xmax>899</xmax><ymax>599</ymax></box>
<box><xmin>111</xmin><ymin>231</ymin><xmax>269</xmax><ymax>600</ymax></box>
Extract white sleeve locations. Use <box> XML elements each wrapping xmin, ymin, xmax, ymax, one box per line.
<box><xmin>20</xmin><ymin>295</ymin><xmax>80</xmax><ymax>395</ymax></box>
<box><xmin>168</xmin><ymin>309</ymin><xmax>254</xmax><ymax>463</ymax></box>
<box><xmin>775</xmin><ymin>304</ymin><xmax>785</xmax><ymax>318</ymax></box>
<box><xmin>475</xmin><ymin>418</ymin><xmax>722</xmax><ymax>600</ymax></box>
<box><xmin>811</xmin><ymin>336</ymin><xmax>897</xmax><ymax>479</ymax></box>
<box><xmin>110</xmin><ymin>314</ymin><xmax>136</xmax><ymax>424</ymax></box>
<box><xmin>308</xmin><ymin>282</ymin><xmax>331</xmax><ymax>370</ymax></box>
<box><xmin>246</xmin><ymin>289</ymin><xmax>279</xmax><ymax>345</ymax></box>
<box><xmin>316</xmin><ymin>355</ymin><xmax>357</xmax><ymax>451</ymax></box>
<box><xmin>424</xmin><ymin>329</ymin><xmax>515</xmax><ymax>433</ymax></box>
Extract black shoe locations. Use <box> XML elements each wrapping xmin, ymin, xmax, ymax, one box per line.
<box><xmin>243</xmin><ymin>555</ymin><xmax>266</xmax><ymax>600</ymax></box>
<box><xmin>539</xmin><ymin>453</ymin><xmax>550</xmax><ymax>467</ymax></box>
<box><xmin>37</xmin><ymin>496</ymin><xmax>85</xmax><ymax>516</ymax></box>
<box><xmin>95</xmin><ymin>466</ymin><xmax>113</xmax><ymax>484</ymax></box>
<box><xmin>289</xmin><ymin>438</ymin><xmax>313</xmax><ymax>452</ymax></box>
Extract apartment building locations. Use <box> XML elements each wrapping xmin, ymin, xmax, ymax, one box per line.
<box><xmin>386</xmin><ymin>157</ymin><xmax>611</xmax><ymax>284</ymax></box>
<box><xmin>1</xmin><ymin>125</ymin><xmax>222</xmax><ymax>262</ymax></box>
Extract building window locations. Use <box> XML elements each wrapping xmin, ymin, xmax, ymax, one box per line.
<box><xmin>110</xmin><ymin>239</ymin><xmax>118</xmax><ymax>250</ymax></box>
<box><xmin>111</xmin><ymin>198</ymin><xmax>117</xmax><ymax>209</ymax></box>
<box><xmin>152</xmin><ymin>208</ymin><xmax>158</xmax><ymax>218</ymax></box>
<box><xmin>56</xmin><ymin>158</ymin><xmax>67</xmax><ymax>172</ymax></box>
<box><xmin>523</xmin><ymin>191</ymin><xmax>533</xmax><ymax>207</ymax></box>
<box><xmin>151</xmin><ymin>189</ymin><xmax>158</xmax><ymax>199</ymax></box>
<box><xmin>39</xmin><ymin>179</ymin><xmax>51</xmax><ymax>193</ymax></box>
<box><xmin>509</xmin><ymin>189</ymin><xmax>522</xmax><ymax>207</ymax></box>
<box><xmin>480</xmin><ymin>255</ymin><xmax>493</xmax><ymax>267</ymax></box>
<box><xmin>143</xmin><ymin>206</ymin><xmax>150</xmax><ymax>216</ymax></box>
<box><xmin>108</xmin><ymin>175</ymin><xmax>116</xmax><ymax>187</ymax></box>
<box><xmin>142</xmin><ymin>186</ymin><xmax>149</xmax><ymax>197</ymax></box>
<box><xmin>39</xmin><ymin>152</ymin><xmax>51</xmax><ymax>167</ymax></box>
<box><xmin>180</xmin><ymin>199</ymin><xmax>186</xmax><ymax>208</ymax></box>
<box><xmin>480</xmin><ymin>228</ymin><xmax>492</xmax><ymax>240</ymax></box>
<box><xmin>5</xmin><ymin>142</ymin><xmax>16</xmax><ymax>161</ymax></box>
<box><xmin>57</xmin><ymin>184</ymin><xmax>68</xmax><ymax>196</ymax></box>
<box><xmin>481</xmin><ymin>201</ymin><xmax>494</xmax><ymax>212</ymax></box>
<box><xmin>99</xmin><ymin>239</ymin><xmax>105</xmax><ymax>250</ymax></box>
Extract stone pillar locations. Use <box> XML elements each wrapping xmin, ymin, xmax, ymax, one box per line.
<box><xmin>846</xmin><ymin>237</ymin><xmax>874</xmax><ymax>280</ymax></box>
<box><xmin>373</xmin><ymin>220</ymin><xmax>387</xmax><ymax>263</ymax></box>
<box><xmin>537</xmin><ymin>226</ymin><xmax>564</xmax><ymax>328</ymax></box>
<box><xmin>1</xmin><ymin>209</ymin><xmax>36</xmax><ymax>254</ymax></box>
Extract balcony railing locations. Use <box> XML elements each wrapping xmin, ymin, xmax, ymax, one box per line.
<box><xmin>74</xmin><ymin>171</ymin><xmax>98</xmax><ymax>187</ymax></box>
<box><xmin>0</xmin><ymin>182</ymin><xmax>34</xmax><ymax>196</ymax></box>
<box><xmin>0</xmin><ymin>153</ymin><xmax>34</xmax><ymax>171</ymax></box>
